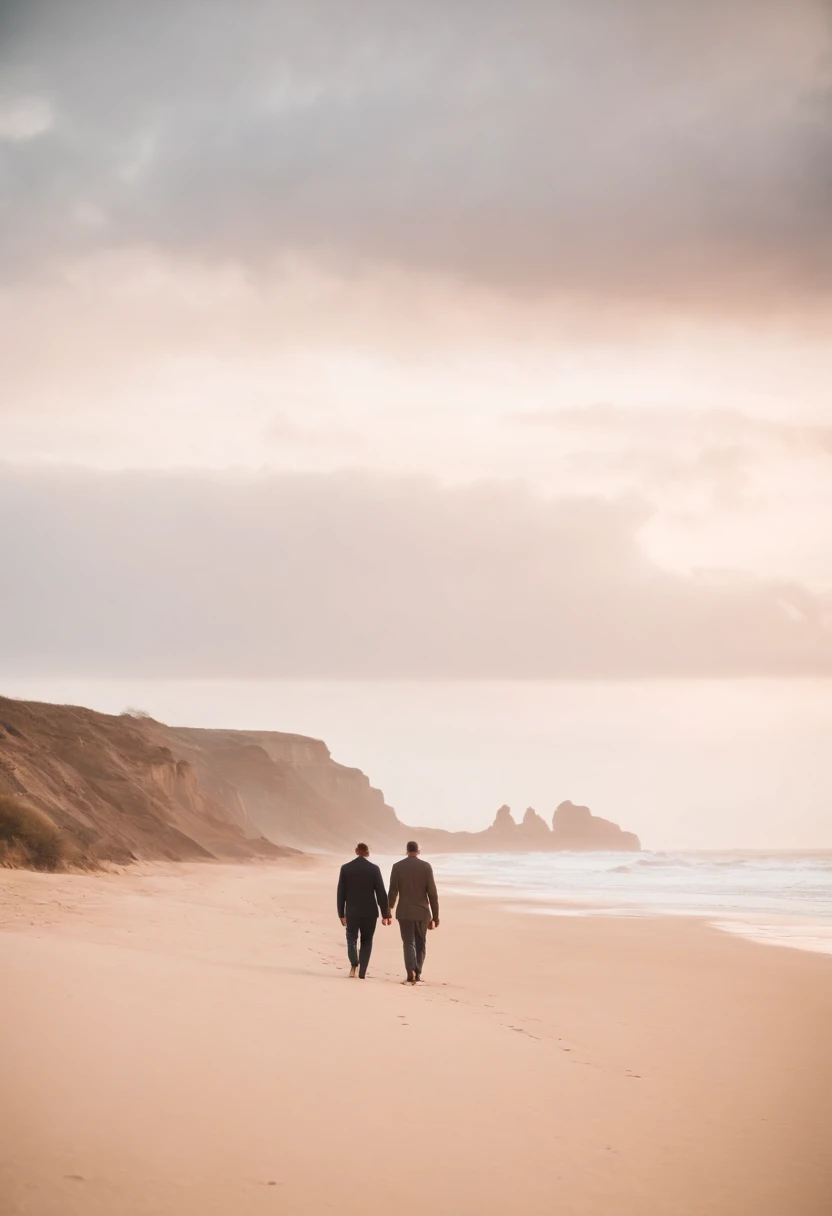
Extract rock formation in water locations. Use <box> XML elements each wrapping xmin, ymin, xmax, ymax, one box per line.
<box><xmin>520</xmin><ymin>806</ymin><xmax>553</xmax><ymax>843</ymax></box>
<box><xmin>490</xmin><ymin>804</ymin><xmax>518</xmax><ymax>838</ymax></box>
<box><xmin>414</xmin><ymin>800</ymin><xmax>640</xmax><ymax>854</ymax></box>
<box><xmin>0</xmin><ymin>696</ymin><xmax>641</xmax><ymax>863</ymax></box>
<box><xmin>550</xmin><ymin>800</ymin><xmax>641</xmax><ymax>851</ymax></box>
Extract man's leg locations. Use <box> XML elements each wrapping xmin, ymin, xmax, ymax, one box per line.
<box><xmin>357</xmin><ymin>916</ymin><xmax>377</xmax><ymax>978</ymax></box>
<box><xmin>345</xmin><ymin>915</ymin><xmax>360</xmax><ymax>973</ymax></box>
<box><xmin>398</xmin><ymin>919</ymin><xmax>418</xmax><ymax>978</ymax></box>
<box><xmin>413</xmin><ymin>920</ymin><xmax>428</xmax><ymax>977</ymax></box>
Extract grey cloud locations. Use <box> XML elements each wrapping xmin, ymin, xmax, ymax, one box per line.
<box><xmin>1</xmin><ymin>0</ymin><xmax>830</xmax><ymax>307</ymax></box>
<box><xmin>0</xmin><ymin>464</ymin><xmax>829</xmax><ymax>678</ymax></box>
<box><xmin>504</xmin><ymin>406</ymin><xmax>832</xmax><ymax>501</ymax></box>
<box><xmin>505</xmin><ymin>406</ymin><xmax>832</xmax><ymax>458</ymax></box>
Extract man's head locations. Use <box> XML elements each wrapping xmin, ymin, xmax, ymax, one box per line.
<box><xmin>406</xmin><ymin>841</ymin><xmax>419</xmax><ymax>855</ymax></box>
<box><xmin>355</xmin><ymin>842</ymin><xmax>369</xmax><ymax>857</ymax></box>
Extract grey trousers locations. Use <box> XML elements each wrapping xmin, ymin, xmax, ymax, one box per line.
<box><xmin>398</xmin><ymin>919</ymin><xmax>429</xmax><ymax>975</ymax></box>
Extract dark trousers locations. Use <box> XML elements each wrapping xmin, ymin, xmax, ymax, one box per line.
<box><xmin>345</xmin><ymin>915</ymin><xmax>377</xmax><ymax>977</ymax></box>
<box><xmin>398</xmin><ymin>919</ymin><xmax>429</xmax><ymax>976</ymax></box>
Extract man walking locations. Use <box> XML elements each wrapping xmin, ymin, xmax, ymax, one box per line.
<box><xmin>387</xmin><ymin>841</ymin><xmax>440</xmax><ymax>985</ymax></box>
<box><xmin>337</xmin><ymin>843</ymin><xmax>391</xmax><ymax>979</ymax></box>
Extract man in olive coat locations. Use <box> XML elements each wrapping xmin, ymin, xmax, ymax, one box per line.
<box><xmin>387</xmin><ymin>841</ymin><xmax>440</xmax><ymax>985</ymax></box>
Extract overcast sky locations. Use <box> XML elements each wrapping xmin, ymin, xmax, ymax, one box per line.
<box><xmin>1</xmin><ymin>0</ymin><xmax>831</xmax><ymax>678</ymax></box>
<box><xmin>1</xmin><ymin>3</ymin><xmax>830</xmax><ymax>842</ymax></box>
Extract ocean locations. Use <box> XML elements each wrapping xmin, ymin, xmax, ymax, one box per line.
<box><xmin>429</xmin><ymin>850</ymin><xmax>832</xmax><ymax>956</ymax></box>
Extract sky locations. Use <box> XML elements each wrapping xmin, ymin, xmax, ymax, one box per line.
<box><xmin>1</xmin><ymin>1</ymin><xmax>830</xmax><ymax>846</ymax></box>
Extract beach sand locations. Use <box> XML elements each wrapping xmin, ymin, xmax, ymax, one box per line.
<box><xmin>1</xmin><ymin>858</ymin><xmax>830</xmax><ymax>1216</ymax></box>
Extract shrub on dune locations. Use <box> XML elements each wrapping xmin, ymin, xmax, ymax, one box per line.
<box><xmin>0</xmin><ymin>795</ymin><xmax>66</xmax><ymax>871</ymax></box>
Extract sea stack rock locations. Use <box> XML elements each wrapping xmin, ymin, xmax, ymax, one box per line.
<box><xmin>490</xmin><ymin>804</ymin><xmax>518</xmax><ymax>837</ymax></box>
<box><xmin>551</xmin><ymin>800</ymin><xmax>640</xmax><ymax>851</ymax></box>
<box><xmin>520</xmin><ymin>806</ymin><xmax>552</xmax><ymax>843</ymax></box>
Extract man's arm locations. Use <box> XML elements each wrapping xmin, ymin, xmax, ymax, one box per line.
<box><xmin>337</xmin><ymin>865</ymin><xmax>347</xmax><ymax>920</ymax></box>
<box><xmin>373</xmin><ymin>864</ymin><xmax>390</xmax><ymax>918</ymax></box>
<box><xmin>426</xmin><ymin>863</ymin><xmax>439</xmax><ymax>926</ymax></box>
<box><xmin>387</xmin><ymin>863</ymin><xmax>400</xmax><ymax>914</ymax></box>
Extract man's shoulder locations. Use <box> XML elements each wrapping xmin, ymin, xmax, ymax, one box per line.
<box><xmin>345</xmin><ymin>856</ymin><xmax>381</xmax><ymax>872</ymax></box>
<box><xmin>394</xmin><ymin>856</ymin><xmax>431</xmax><ymax>873</ymax></box>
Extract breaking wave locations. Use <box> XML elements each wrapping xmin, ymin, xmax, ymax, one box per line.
<box><xmin>430</xmin><ymin>849</ymin><xmax>832</xmax><ymax>955</ymax></box>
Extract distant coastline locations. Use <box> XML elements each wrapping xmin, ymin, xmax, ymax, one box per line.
<box><xmin>0</xmin><ymin>694</ymin><xmax>640</xmax><ymax>866</ymax></box>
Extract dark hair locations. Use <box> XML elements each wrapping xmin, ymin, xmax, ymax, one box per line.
<box><xmin>406</xmin><ymin>841</ymin><xmax>419</xmax><ymax>853</ymax></box>
<box><xmin>356</xmin><ymin>842</ymin><xmax>369</xmax><ymax>855</ymax></box>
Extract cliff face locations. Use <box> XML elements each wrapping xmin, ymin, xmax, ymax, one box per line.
<box><xmin>162</xmin><ymin>726</ymin><xmax>400</xmax><ymax>853</ymax></box>
<box><xmin>0</xmin><ymin>698</ymin><xmax>404</xmax><ymax>862</ymax></box>
<box><xmin>0</xmin><ymin>696</ymin><xmax>641</xmax><ymax>862</ymax></box>
<box><xmin>0</xmin><ymin>699</ymin><xmax>291</xmax><ymax>863</ymax></box>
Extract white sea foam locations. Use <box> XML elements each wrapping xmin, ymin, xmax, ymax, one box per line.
<box><xmin>430</xmin><ymin>851</ymin><xmax>832</xmax><ymax>956</ymax></box>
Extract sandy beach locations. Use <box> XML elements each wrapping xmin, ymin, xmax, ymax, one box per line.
<box><xmin>2</xmin><ymin>858</ymin><xmax>830</xmax><ymax>1216</ymax></box>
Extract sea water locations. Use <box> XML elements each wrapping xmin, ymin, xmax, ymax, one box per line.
<box><xmin>429</xmin><ymin>851</ymin><xmax>832</xmax><ymax>956</ymax></box>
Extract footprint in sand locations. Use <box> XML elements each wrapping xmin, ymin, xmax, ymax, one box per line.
<box><xmin>506</xmin><ymin>1025</ymin><xmax>540</xmax><ymax>1041</ymax></box>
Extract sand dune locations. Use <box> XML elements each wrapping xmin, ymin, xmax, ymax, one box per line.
<box><xmin>1</xmin><ymin>859</ymin><xmax>830</xmax><ymax>1215</ymax></box>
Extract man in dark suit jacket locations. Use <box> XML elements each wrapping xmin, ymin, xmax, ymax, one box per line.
<box><xmin>387</xmin><ymin>841</ymin><xmax>440</xmax><ymax>985</ymax></box>
<box><xmin>336</xmin><ymin>843</ymin><xmax>391</xmax><ymax>978</ymax></box>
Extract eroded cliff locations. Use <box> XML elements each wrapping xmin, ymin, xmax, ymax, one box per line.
<box><xmin>0</xmin><ymin>696</ymin><xmax>641</xmax><ymax>862</ymax></box>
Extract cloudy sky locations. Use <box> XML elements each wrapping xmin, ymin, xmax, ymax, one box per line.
<box><xmin>1</xmin><ymin>1</ymin><xmax>830</xmax><ymax>843</ymax></box>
